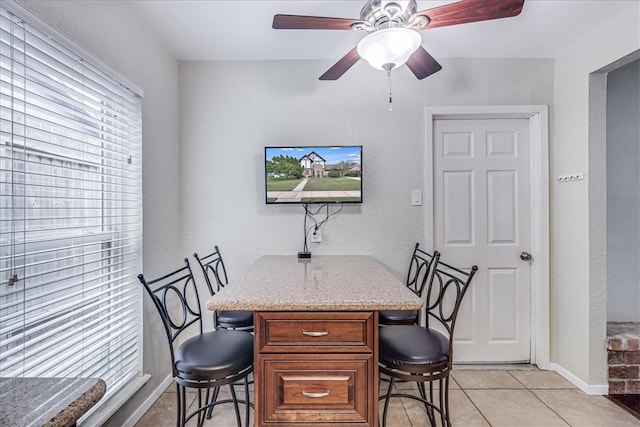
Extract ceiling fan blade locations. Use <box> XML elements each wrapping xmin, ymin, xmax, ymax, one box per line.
<box><xmin>413</xmin><ymin>0</ymin><xmax>524</xmax><ymax>30</ymax></box>
<box><xmin>319</xmin><ymin>47</ymin><xmax>361</xmax><ymax>80</ymax></box>
<box><xmin>406</xmin><ymin>47</ymin><xmax>443</xmax><ymax>80</ymax></box>
<box><xmin>273</xmin><ymin>14</ymin><xmax>362</xmax><ymax>30</ymax></box>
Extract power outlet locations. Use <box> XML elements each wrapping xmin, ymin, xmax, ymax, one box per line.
<box><xmin>311</xmin><ymin>230</ymin><xmax>322</xmax><ymax>243</ymax></box>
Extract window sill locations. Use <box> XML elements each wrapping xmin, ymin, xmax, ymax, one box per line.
<box><xmin>79</xmin><ymin>374</ymin><xmax>150</xmax><ymax>426</ymax></box>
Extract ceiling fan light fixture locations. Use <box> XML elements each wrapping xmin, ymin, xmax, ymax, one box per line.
<box><xmin>356</xmin><ymin>27</ymin><xmax>421</xmax><ymax>71</ymax></box>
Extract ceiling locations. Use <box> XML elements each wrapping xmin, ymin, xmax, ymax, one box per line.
<box><xmin>124</xmin><ymin>0</ymin><xmax>638</xmax><ymax>62</ymax></box>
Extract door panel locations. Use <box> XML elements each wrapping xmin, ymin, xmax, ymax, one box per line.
<box><xmin>434</xmin><ymin>118</ymin><xmax>531</xmax><ymax>363</ymax></box>
<box><xmin>443</xmin><ymin>171</ymin><xmax>474</xmax><ymax>245</ymax></box>
<box><xmin>488</xmin><ymin>268</ymin><xmax>519</xmax><ymax>341</ymax></box>
<box><xmin>487</xmin><ymin>171</ymin><xmax>517</xmax><ymax>243</ymax></box>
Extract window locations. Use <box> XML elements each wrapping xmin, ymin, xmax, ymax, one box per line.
<box><xmin>0</xmin><ymin>2</ymin><xmax>143</xmax><ymax>413</ymax></box>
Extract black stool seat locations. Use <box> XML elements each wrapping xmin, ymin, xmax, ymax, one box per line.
<box><xmin>217</xmin><ymin>311</ymin><xmax>254</xmax><ymax>329</ymax></box>
<box><xmin>176</xmin><ymin>330</ymin><xmax>253</xmax><ymax>380</ymax></box>
<box><xmin>380</xmin><ymin>243</ymin><xmax>439</xmax><ymax>326</ymax></box>
<box><xmin>378</xmin><ymin>260</ymin><xmax>477</xmax><ymax>427</ymax></box>
<box><xmin>138</xmin><ymin>258</ymin><xmax>253</xmax><ymax>426</ymax></box>
<box><xmin>194</xmin><ymin>246</ymin><xmax>255</xmax><ymax>332</ymax></box>
<box><xmin>379</xmin><ymin>325</ymin><xmax>448</xmax><ymax>369</ymax></box>
<box><xmin>379</xmin><ymin>309</ymin><xmax>419</xmax><ymax>325</ymax></box>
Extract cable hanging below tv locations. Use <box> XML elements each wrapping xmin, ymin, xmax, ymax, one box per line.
<box><xmin>265</xmin><ymin>145</ymin><xmax>363</xmax><ymax>204</ymax></box>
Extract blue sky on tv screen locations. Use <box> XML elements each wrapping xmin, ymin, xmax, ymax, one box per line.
<box><xmin>266</xmin><ymin>146</ymin><xmax>361</xmax><ymax>165</ymax></box>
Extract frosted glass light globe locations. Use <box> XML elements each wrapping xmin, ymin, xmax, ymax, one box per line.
<box><xmin>357</xmin><ymin>27</ymin><xmax>422</xmax><ymax>70</ymax></box>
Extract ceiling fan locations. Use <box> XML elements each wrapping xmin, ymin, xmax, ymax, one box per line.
<box><xmin>273</xmin><ymin>0</ymin><xmax>525</xmax><ymax>81</ymax></box>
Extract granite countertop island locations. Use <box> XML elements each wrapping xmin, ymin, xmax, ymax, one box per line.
<box><xmin>206</xmin><ymin>255</ymin><xmax>422</xmax><ymax>311</ymax></box>
<box><xmin>0</xmin><ymin>377</ymin><xmax>106</xmax><ymax>427</ymax></box>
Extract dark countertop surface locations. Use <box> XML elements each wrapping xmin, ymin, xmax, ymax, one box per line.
<box><xmin>0</xmin><ymin>377</ymin><xmax>106</xmax><ymax>427</ymax></box>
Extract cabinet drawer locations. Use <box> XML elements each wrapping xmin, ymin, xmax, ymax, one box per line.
<box><xmin>258</xmin><ymin>312</ymin><xmax>374</xmax><ymax>353</ymax></box>
<box><xmin>262</xmin><ymin>355</ymin><xmax>373</xmax><ymax>424</ymax></box>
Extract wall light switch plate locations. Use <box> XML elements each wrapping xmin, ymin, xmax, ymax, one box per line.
<box><xmin>411</xmin><ymin>189</ymin><xmax>422</xmax><ymax>206</ymax></box>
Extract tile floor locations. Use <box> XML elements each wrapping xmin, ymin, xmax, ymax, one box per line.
<box><xmin>136</xmin><ymin>369</ymin><xmax>640</xmax><ymax>427</ymax></box>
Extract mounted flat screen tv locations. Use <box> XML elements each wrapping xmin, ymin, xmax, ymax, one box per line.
<box><xmin>265</xmin><ymin>146</ymin><xmax>363</xmax><ymax>204</ymax></box>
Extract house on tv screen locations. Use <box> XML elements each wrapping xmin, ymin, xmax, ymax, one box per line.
<box><xmin>299</xmin><ymin>151</ymin><xmax>361</xmax><ymax>179</ymax></box>
<box><xmin>300</xmin><ymin>151</ymin><xmax>326</xmax><ymax>178</ymax></box>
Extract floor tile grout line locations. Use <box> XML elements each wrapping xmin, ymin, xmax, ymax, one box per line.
<box><xmin>457</xmin><ymin>371</ymin><xmax>574</xmax><ymax>427</ymax></box>
<box><xmin>461</xmin><ymin>386</ymin><xmax>576</xmax><ymax>390</ymax></box>
<box><xmin>506</xmin><ymin>369</ymin><xmax>528</xmax><ymax>389</ymax></box>
<box><xmin>523</xmin><ymin>387</ymin><xmax>573</xmax><ymax>427</ymax></box>
<box><xmin>395</xmin><ymin>384</ymin><xmax>418</xmax><ymax>427</ymax></box>
<box><xmin>143</xmin><ymin>371</ymin><xmax>640</xmax><ymax>427</ymax></box>
<box><xmin>459</xmin><ymin>385</ymin><xmax>494</xmax><ymax>427</ymax></box>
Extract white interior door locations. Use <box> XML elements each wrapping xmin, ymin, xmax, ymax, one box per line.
<box><xmin>433</xmin><ymin>118</ymin><xmax>531</xmax><ymax>363</ymax></box>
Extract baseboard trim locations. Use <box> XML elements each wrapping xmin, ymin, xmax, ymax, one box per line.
<box><xmin>550</xmin><ymin>363</ymin><xmax>609</xmax><ymax>395</ymax></box>
<box><xmin>123</xmin><ymin>374</ymin><xmax>173</xmax><ymax>427</ymax></box>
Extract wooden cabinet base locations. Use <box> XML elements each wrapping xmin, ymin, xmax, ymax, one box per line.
<box><xmin>255</xmin><ymin>312</ymin><xmax>378</xmax><ymax>426</ymax></box>
<box><xmin>263</xmin><ymin>354</ymin><xmax>372</xmax><ymax>424</ymax></box>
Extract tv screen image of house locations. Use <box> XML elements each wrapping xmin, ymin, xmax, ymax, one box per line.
<box><xmin>265</xmin><ymin>146</ymin><xmax>362</xmax><ymax>204</ymax></box>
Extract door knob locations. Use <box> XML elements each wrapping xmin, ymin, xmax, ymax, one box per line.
<box><xmin>520</xmin><ymin>251</ymin><xmax>533</xmax><ymax>261</ymax></box>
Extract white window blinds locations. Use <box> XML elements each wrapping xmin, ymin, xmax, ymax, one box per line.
<box><xmin>0</xmin><ymin>2</ymin><xmax>143</xmax><ymax>406</ymax></box>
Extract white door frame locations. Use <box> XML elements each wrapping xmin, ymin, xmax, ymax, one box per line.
<box><xmin>425</xmin><ymin>105</ymin><xmax>550</xmax><ymax>369</ymax></box>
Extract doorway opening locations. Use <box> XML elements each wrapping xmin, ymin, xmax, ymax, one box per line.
<box><xmin>603</xmin><ymin>56</ymin><xmax>640</xmax><ymax>400</ymax></box>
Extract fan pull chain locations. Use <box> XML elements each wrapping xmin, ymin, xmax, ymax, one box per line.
<box><xmin>387</xmin><ymin>68</ymin><xmax>393</xmax><ymax>111</ymax></box>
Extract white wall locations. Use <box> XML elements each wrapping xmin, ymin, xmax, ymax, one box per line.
<box><xmin>179</xmin><ymin>57</ymin><xmax>554</xmax><ymax>282</ymax></box>
<box><xmin>553</xmin><ymin>2</ymin><xmax>640</xmax><ymax>387</ymax></box>
<box><xmin>17</xmin><ymin>1</ymin><xmax>182</xmax><ymax>425</ymax></box>
<box><xmin>16</xmin><ymin>1</ymin><xmax>638</xmax><ymax>422</ymax></box>
<box><xmin>607</xmin><ymin>59</ymin><xmax>640</xmax><ymax>322</ymax></box>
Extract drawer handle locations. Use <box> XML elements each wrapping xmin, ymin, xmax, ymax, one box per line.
<box><xmin>301</xmin><ymin>330</ymin><xmax>329</xmax><ymax>337</ymax></box>
<box><xmin>302</xmin><ymin>389</ymin><xmax>330</xmax><ymax>398</ymax></box>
